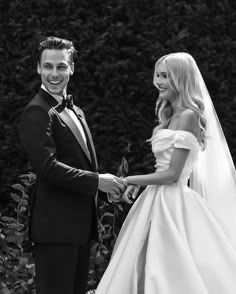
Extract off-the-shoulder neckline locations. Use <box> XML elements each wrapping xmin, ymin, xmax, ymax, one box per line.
<box><xmin>157</xmin><ymin>129</ymin><xmax>200</xmax><ymax>145</ymax></box>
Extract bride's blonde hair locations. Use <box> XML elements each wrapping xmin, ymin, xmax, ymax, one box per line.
<box><xmin>151</xmin><ymin>52</ymin><xmax>207</xmax><ymax>148</ymax></box>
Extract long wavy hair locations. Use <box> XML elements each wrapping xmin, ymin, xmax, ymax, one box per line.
<box><xmin>151</xmin><ymin>52</ymin><xmax>207</xmax><ymax>149</ymax></box>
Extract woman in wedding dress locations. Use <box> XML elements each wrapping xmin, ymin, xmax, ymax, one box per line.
<box><xmin>95</xmin><ymin>52</ymin><xmax>236</xmax><ymax>294</ymax></box>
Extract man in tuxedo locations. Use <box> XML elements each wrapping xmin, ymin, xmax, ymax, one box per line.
<box><xmin>19</xmin><ymin>36</ymin><xmax>126</xmax><ymax>294</ymax></box>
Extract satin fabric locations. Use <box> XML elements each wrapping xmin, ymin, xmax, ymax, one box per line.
<box><xmin>95</xmin><ymin>129</ymin><xmax>236</xmax><ymax>294</ymax></box>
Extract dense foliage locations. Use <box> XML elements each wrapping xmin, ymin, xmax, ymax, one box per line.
<box><xmin>0</xmin><ymin>173</ymin><xmax>36</xmax><ymax>293</ymax></box>
<box><xmin>0</xmin><ymin>0</ymin><xmax>235</xmax><ymax>292</ymax></box>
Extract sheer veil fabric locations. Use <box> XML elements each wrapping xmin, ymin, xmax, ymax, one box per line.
<box><xmin>190</xmin><ymin>67</ymin><xmax>236</xmax><ymax>249</ymax></box>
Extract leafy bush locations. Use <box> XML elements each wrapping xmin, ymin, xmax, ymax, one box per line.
<box><xmin>88</xmin><ymin>199</ymin><xmax>127</xmax><ymax>290</ymax></box>
<box><xmin>0</xmin><ymin>173</ymin><xmax>36</xmax><ymax>294</ymax></box>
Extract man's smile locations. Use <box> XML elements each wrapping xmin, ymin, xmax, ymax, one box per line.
<box><xmin>48</xmin><ymin>81</ymin><xmax>62</xmax><ymax>85</ymax></box>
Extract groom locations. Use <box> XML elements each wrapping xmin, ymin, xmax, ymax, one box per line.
<box><xmin>18</xmin><ymin>36</ymin><xmax>126</xmax><ymax>294</ymax></box>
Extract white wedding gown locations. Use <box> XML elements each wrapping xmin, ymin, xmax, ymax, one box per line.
<box><xmin>95</xmin><ymin>129</ymin><xmax>236</xmax><ymax>294</ymax></box>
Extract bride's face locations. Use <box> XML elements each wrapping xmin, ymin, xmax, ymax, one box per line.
<box><xmin>154</xmin><ymin>62</ymin><xmax>176</xmax><ymax>102</ymax></box>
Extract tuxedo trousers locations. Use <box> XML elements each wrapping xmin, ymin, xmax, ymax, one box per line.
<box><xmin>33</xmin><ymin>241</ymin><xmax>91</xmax><ymax>294</ymax></box>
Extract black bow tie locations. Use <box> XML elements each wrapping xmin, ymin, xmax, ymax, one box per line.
<box><xmin>62</xmin><ymin>95</ymin><xmax>83</xmax><ymax>119</ymax></box>
<box><xmin>63</xmin><ymin>94</ymin><xmax>74</xmax><ymax>110</ymax></box>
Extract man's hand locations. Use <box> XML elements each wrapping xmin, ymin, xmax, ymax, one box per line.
<box><xmin>122</xmin><ymin>185</ymin><xmax>140</xmax><ymax>204</ymax></box>
<box><xmin>98</xmin><ymin>173</ymin><xmax>127</xmax><ymax>194</ymax></box>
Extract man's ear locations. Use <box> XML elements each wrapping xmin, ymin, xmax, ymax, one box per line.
<box><xmin>37</xmin><ymin>63</ymin><xmax>41</xmax><ymax>75</ymax></box>
<box><xmin>70</xmin><ymin>62</ymin><xmax>74</xmax><ymax>76</ymax></box>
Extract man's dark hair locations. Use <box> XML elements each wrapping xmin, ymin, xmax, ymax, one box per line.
<box><xmin>37</xmin><ymin>36</ymin><xmax>77</xmax><ymax>64</ymax></box>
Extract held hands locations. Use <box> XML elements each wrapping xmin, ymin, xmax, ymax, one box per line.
<box><xmin>98</xmin><ymin>173</ymin><xmax>127</xmax><ymax>194</ymax></box>
<box><xmin>108</xmin><ymin>179</ymin><xmax>140</xmax><ymax>204</ymax></box>
<box><xmin>98</xmin><ymin>173</ymin><xmax>140</xmax><ymax>204</ymax></box>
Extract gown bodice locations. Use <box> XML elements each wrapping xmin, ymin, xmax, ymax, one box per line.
<box><xmin>151</xmin><ymin>129</ymin><xmax>200</xmax><ymax>185</ymax></box>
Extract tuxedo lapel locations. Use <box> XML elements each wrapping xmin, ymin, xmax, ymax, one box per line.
<box><xmin>72</xmin><ymin>106</ymin><xmax>98</xmax><ymax>170</ymax></box>
<box><xmin>54</xmin><ymin>107</ymin><xmax>92</xmax><ymax>163</ymax></box>
<box><xmin>76</xmin><ymin>111</ymin><xmax>98</xmax><ymax>170</ymax></box>
<box><xmin>39</xmin><ymin>89</ymin><xmax>92</xmax><ymax>164</ymax></box>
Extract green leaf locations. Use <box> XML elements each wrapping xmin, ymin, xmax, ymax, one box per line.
<box><xmin>116</xmin><ymin>203</ymin><xmax>124</xmax><ymax>211</ymax></box>
<box><xmin>102</xmin><ymin>212</ymin><xmax>114</xmax><ymax>218</ymax></box>
<box><xmin>0</xmin><ymin>233</ymin><xmax>5</xmax><ymax>239</ymax></box>
<box><xmin>10</xmin><ymin>193</ymin><xmax>21</xmax><ymax>203</ymax></box>
<box><xmin>1</xmin><ymin>216</ymin><xmax>15</xmax><ymax>223</ymax></box>
<box><xmin>20</xmin><ymin>199</ymin><xmax>28</xmax><ymax>206</ymax></box>
<box><xmin>11</xmin><ymin>184</ymin><xmax>24</xmax><ymax>192</ymax></box>
<box><xmin>19</xmin><ymin>257</ymin><xmax>29</xmax><ymax>265</ymax></box>
<box><xmin>93</xmin><ymin>255</ymin><xmax>104</xmax><ymax>265</ymax></box>
<box><xmin>27</xmin><ymin>278</ymin><xmax>34</xmax><ymax>285</ymax></box>
<box><xmin>87</xmin><ymin>281</ymin><xmax>96</xmax><ymax>289</ymax></box>
<box><xmin>19</xmin><ymin>206</ymin><xmax>27</xmax><ymax>213</ymax></box>
<box><xmin>6</xmin><ymin>235</ymin><xmax>16</xmax><ymax>243</ymax></box>
<box><xmin>6</xmin><ymin>223</ymin><xmax>24</xmax><ymax>230</ymax></box>
<box><xmin>117</xmin><ymin>156</ymin><xmax>129</xmax><ymax>177</ymax></box>
<box><xmin>90</xmin><ymin>243</ymin><xmax>99</xmax><ymax>257</ymax></box>
<box><xmin>26</xmin><ymin>263</ymin><xmax>35</xmax><ymax>274</ymax></box>
<box><xmin>101</xmin><ymin>233</ymin><xmax>111</xmax><ymax>240</ymax></box>
<box><xmin>15</xmin><ymin>232</ymin><xmax>25</xmax><ymax>245</ymax></box>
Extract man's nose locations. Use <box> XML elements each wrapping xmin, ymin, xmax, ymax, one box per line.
<box><xmin>51</xmin><ymin>67</ymin><xmax>59</xmax><ymax>77</ymax></box>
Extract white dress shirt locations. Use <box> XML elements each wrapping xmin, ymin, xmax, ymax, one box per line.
<box><xmin>41</xmin><ymin>85</ymin><xmax>87</xmax><ymax>145</ymax></box>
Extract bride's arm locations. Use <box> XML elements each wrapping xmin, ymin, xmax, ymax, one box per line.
<box><xmin>125</xmin><ymin>109</ymin><xmax>198</xmax><ymax>187</ymax></box>
<box><xmin>125</xmin><ymin>147</ymin><xmax>190</xmax><ymax>186</ymax></box>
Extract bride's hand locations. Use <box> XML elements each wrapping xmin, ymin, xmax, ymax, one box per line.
<box><xmin>108</xmin><ymin>191</ymin><xmax>122</xmax><ymax>203</ymax></box>
<box><xmin>122</xmin><ymin>184</ymin><xmax>140</xmax><ymax>204</ymax></box>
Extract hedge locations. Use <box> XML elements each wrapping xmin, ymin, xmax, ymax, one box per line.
<box><xmin>0</xmin><ymin>0</ymin><xmax>235</xmax><ymax>292</ymax></box>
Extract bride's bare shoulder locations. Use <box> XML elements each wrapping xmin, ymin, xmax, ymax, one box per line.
<box><xmin>176</xmin><ymin>109</ymin><xmax>199</xmax><ymax>136</ymax></box>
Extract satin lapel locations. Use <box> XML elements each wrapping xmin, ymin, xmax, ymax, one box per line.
<box><xmin>81</xmin><ymin>117</ymin><xmax>98</xmax><ymax>169</ymax></box>
<box><xmin>74</xmin><ymin>108</ymin><xmax>98</xmax><ymax>170</ymax></box>
<box><xmin>52</xmin><ymin>107</ymin><xmax>92</xmax><ymax>163</ymax></box>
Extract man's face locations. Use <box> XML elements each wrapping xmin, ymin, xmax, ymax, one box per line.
<box><xmin>37</xmin><ymin>49</ymin><xmax>74</xmax><ymax>97</ymax></box>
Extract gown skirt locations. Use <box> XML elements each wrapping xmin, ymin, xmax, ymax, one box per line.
<box><xmin>95</xmin><ymin>130</ymin><xmax>236</xmax><ymax>294</ymax></box>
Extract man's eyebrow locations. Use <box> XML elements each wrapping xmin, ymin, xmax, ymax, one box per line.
<box><xmin>42</xmin><ymin>62</ymin><xmax>67</xmax><ymax>65</ymax></box>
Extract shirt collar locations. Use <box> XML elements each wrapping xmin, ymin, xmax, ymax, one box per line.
<box><xmin>41</xmin><ymin>84</ymin><xmax>65</xmax><ymax>104</ymax></box>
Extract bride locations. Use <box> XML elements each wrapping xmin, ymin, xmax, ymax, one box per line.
<box><xmin>95</xmin><ymin>52</ymin><xmax>236</xmax><ymax>294</ymax></box>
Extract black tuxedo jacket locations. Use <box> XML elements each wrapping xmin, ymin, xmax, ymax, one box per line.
<box><xmin>19</xmin><ymin>89</ymin><xmax>99</xmax><ymax>244</ymax></box>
